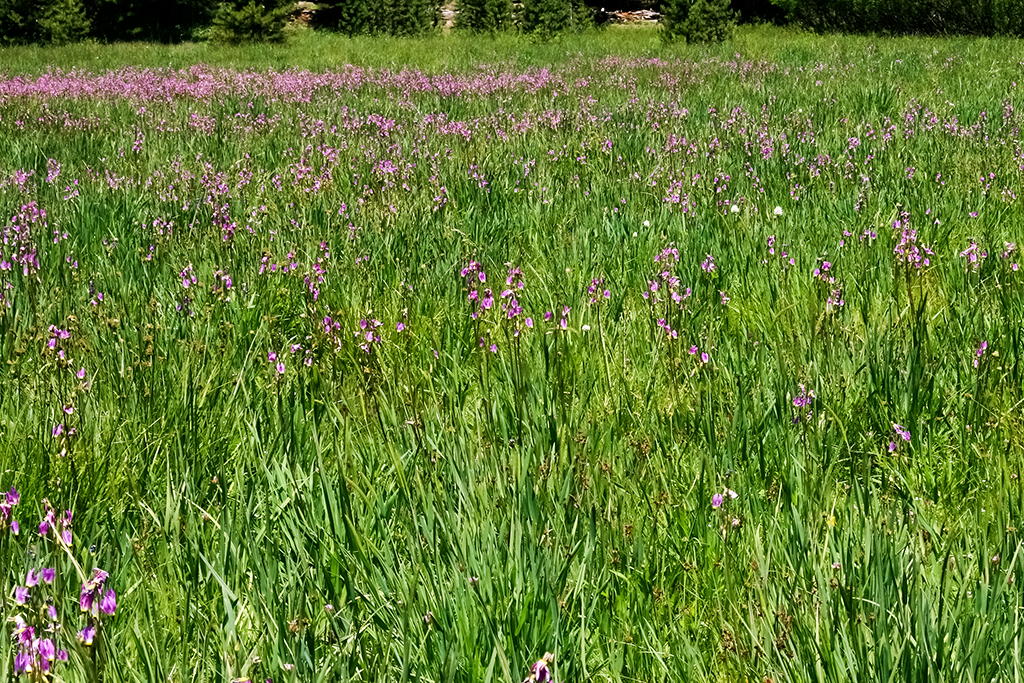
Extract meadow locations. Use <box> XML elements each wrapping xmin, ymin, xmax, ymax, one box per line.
<box><xmin>1</xmin><ymin>25</ymin><xmax>1024</xmax><ymax>682</ymax></box>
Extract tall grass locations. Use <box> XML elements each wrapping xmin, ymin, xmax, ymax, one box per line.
<box><xmin>1</xmin><ymin>25</ymin><xmax>1023</xmax><ymax>682</ymax></box>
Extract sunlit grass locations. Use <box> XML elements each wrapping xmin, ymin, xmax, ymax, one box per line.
<box><xmin>1</xmin><ymin>25</ymin><xmax>1023</xmax><ymax>682</ymax></box>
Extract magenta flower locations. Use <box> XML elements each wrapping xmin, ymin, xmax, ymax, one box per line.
<box><xmin>396</xmin><ymin>322</ymin><xmax>405</xmax><ymax>332</ymax></box>
<box><xmin>524</xmin><ymin>653</ymin><xmax>554</xmax><ymax>683</ymax></box>
<box><xmin>893</xmin><ymin>423</ymin><xmax>911</xmax><ymax>442</ymax></box>
<box><xmin>38</xmin><ymin>639</ymin><xmax>55</xmax><ymax>662</ymax></box>
<box><xmin>14</xmin><ymin>585</ymin><xmax>29</xmax><ymax>604</ymax></box>
<box><xmin>79</xmin><ymin>625</ymin><xmax>96</xmax><ymax>645</ymax></box>
<box><xmin>80</xmin><ymin>568</ymin><xmax>110</xmax><ymax>617</ymax></box>
<box><xmin>711</xmin><ymin>493</ymin><xmax>724</xmax><ymax>509</ymax></box>
<box><xmin>14</xmin><ymin>651</ymin><xmax>30</xmax><ymax>674</ymax></box>
<box><xmin>974</xmin><ymin>341</ymin><xmax>988</xmax><ymax>367</ymax></box>
<box><xmin>100</xmin><ymin>589</ymin><xmax>117</xmax><ymax>615</ymax></box>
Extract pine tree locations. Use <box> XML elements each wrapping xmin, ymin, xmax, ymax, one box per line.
<box><xmin>86</xmin><ymin>0</ymin><xmax>212</xmax><ymax>42</ymax></box>
<box><xmin>0</xmin><ymin>0</ymin><xmax>37</xmax><ymax>44</ymax></box>
<box><xmin>36</xmin><ymin>0</ymin><xmax>91</xmax><ymax>44</ymax></box>
<box><xmin>383</xmin><ymin>0</ymin><xmax>439</xmax><ymax>36</ymax></box>
<box><xmin>457</xmin><ymin>0</ymin><xmax>513</xmax><ymax>33</ymax></box>
<box><xmin>316</xmin><ymin>0</ymin><xmax>373</xmax><ymax>36</ymax></box>
<box><xmin>520</xmin><ymin>0</ymin><xmax>588</xmax><ymax>38</ymax></box>
<box><xmin>209</xmin><ymin>0</ymin><xmax>290</xmax><ymax>44</ymax></box>
<box><xmin>661</xmin><ymin>0</ymin><xmax>736</xmax><ymax>44</ymax></box>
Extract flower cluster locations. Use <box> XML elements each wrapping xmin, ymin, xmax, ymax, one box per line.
<box><xmin>500</xmin><ymin>265</ymin><xmax>532</xmax><ymax>337</ymax></box>
<box><xmin>0</xmin><ymin>486</ymin><xmax>19</xmax><ymax>534</ymax></box>
<box><xmin>12</xmin><ymin>567</ymin><xmax>70</xmax><ymax>676</ymax></box>
<box><xmin>586</xmin><ymin>277</ymin><xmax>610</xmax><ymax>306</ymax></box>
<box><xmin>461</xmin><ymin>261</ymin><xmax>494</xmax><ymax>322</ymax></box>
<box><xmin>1001</xmin><ymin>242</ymin><xmax>1019</xmax><ymax>271</ymax></box>
<box><xmin>700</xmin><ymin>253</ymin><xmax>716</xmax><ymax>274</ymax></box>
<box><xmin>356</xmin><ymin>318</ymin><xmax>383</xmax><ymax>354</ymax></box>
<box><xmin>644</xmin><ymin>245</ymin><xmax>691</xmax><ymax>340</ymax></box>
<box><xmin>764</xmin><ymin>235</ymin><xmax>796</xmax><ymax>269</ymax></box>
<box><xmin>973</xmin><ymin>340</ymin><xmax>987</xmax><ymax>368</ymax></box>
<box><xmin>892</xmin><ymin>222</ymin><xmax>934</xmax><ymax>272</ymax></box>
<box><xmin>958</xmin><ymin>241</ymin><xmax>987</xmax><ymax>272</ymax></box>
<box><xmin>889</xmin><ymin>423</ymin><xmax>912</xmax><ymax>451</ymax></box>
<box><xmin>38</xmin><ymin>499</ymin><xmax>74</xmax><ymax>546</ymax></box>
<box><xmin>792</xmin><ymin>383</ymin><xmax>815</xmax><ymax>423</ymax></box>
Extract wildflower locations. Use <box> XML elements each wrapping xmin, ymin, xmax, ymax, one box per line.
<box><xmin>78</xmin><ymin>626</ymin><xmax>96</xmax><ymax>645</ymax></box>
<box><xmin>711</xmin><ymin>493</ymin><xmax>724</xmax><ymax>509</ymax></box>
<box><xmin>773</xmin><ymin>206</ymin><xmax>784</xmax><ymax>216</ymax></box>
<box><xmin>893</xmin><ymin>423</ymin><xmax>911</xmax><ymax>443</ymax></box>
<box><xmin>523</xmin><ymin>653</ymin><xmax>554</xmax><ymax>683</ymax></box>
<box><xmin>974</xmin><ymin>340</ymin><xmax>987</xmax><ymax>367</ymax></box>
<box><xmin>100</xmin><ymin>589</ymin><xmax>117</xmax><ymax>615</ymax></box>
<box><xmin>80</xmin><ymin>569</ymin><xmax>110</xmax><ymax>617</ymax></box>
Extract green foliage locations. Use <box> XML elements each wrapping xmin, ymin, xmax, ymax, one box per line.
<box><xmin>0</xmin><ymin>0</ymin><xmax>36</xmax><ymax>44</ymax></box>
<box><xmin>0</xmin><ymin>0</ymin><xmax>90</xmax><ymax>45</ymax></box>
<box><xmin>456</xmin><ymin>0</ymin><xmax>514</xmax><ymax>33</ymax></box>
<box><xmin>315</xmin><ymin>0</ymin><xmax>374</xmax><ymax>36</ymax></box>
<box><xmin>519</xmin><ymin>0</ymin><xmax>590</xmax><ymax>37</ymax></box>
<box><xmin>771</xmin><ymin>0</ymin><xmax>1024</xmax><ymax>36</ymax></box>
<box><xmin>87</xmin><ymin>0</ymin><xmax>212</xmax><ymax>42</ymax></box>
<box><xmin>2</xmin><ymin>27</ymin><xmax>1024</xmax><ymax>682</ymax></box>
<box><xmin>36</xmin><ymin>0</ymin><xmax>91</xmax><ymax>45</ymax></box>
<box><xmin>382</xmin><ymin>0</ymin><xmax>441</xmax><ymax>37</ymax></box>
<box><xmin>209</xmin><ymin>0</ymin><xmax>290</xmax><ymax>45</ymax></box>
<box><xmin>661</xmin><ymin>0</ymin><xmax>736</xmax><ymax>44</ymax></box>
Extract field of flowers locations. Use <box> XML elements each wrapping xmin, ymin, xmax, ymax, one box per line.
<box><xmin>2</xmin><ymin>27</ymin><xmax>1023</xmax><ymax>681</ymax></box>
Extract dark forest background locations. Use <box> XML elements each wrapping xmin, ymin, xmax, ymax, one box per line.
<box><xmin>0</xmin><ymin>0</ymin><xmax>1021</xmax><ymax>48</ymax></box>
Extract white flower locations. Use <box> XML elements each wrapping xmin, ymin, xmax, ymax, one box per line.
<box><xmin>730</xmin><ymin>204</ymin><xmax>740</xmax><ymax>214</ymax></box>
<box><xmin>632</xmin><ymin>231</ymin><xmax>638</xmax><ymax>237</ymax></box>
<box><xmin>642</xmin><ymin>220</ymin><xmax>650</xmax><ymax>227</ymax></box>
<box><xmin>773</xmin><ymin>206</ymin><xmax>784</xmax><ymax>216</ymax></box>
<box><xmin>581</xmin><ymin>324</ymin><xmax>591</xmax><ymax>332</ymax></box>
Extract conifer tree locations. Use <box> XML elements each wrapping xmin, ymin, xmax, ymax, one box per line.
<box><xmin>0</xmin><ymin>0</ymin><xmax>37</xmax><ymax>44</ymax></box>
<box><xmin>661</xmin><ymin>0</ymin><xmax>736</xmax><ymax>44</ymax></box>
<box><xmin>316</xmin><ymin>0</ymin><xmax>373</xmax><ymax>36</ymax></box>
<box><xmin>519</xmin><ymin>0</ymin><xmax>588</xmax><ymax>38</ymax></box>
<box><xmin>382</xmin><ymin>0</ymin><xmax>439</xmax><ymax>36</ymax></box>
<box><xmin>209</xmin><ymin>0</ymin><xmax>290</xmax><ymax>44</ymax></box>
<box><xmin>457</xmin><ymin>0</ymin><xmax>513</xmax><ymax>33</ymax></box>
<box><xmin>36</xmin><ymin>0</ymin><xmax>91</xmax><ymax>44</ymax></box>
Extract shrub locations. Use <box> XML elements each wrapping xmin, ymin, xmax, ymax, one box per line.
<box><xmin>519</xmin><ymin>0</ymin><xmax>590</xmax><ymax>38</ymax></box>
<box><xmin>661</xmin><ymin>0</ymin><xmax>736</xmax><ymax>44</ymax></box>
<box><xmin>382</xmin><ymin>0</ymin><xmax>442</xmax><ymax>37</ymax></box>
<box><xmin>457</xmin><ymin>0</ymin><xmax>514</xmax><ymax>33</ymax></box>
<box><xmin>36</xmin><ymin>0</ymin><xmax>91</xmax><ymax>44</ymax></box>
<box><xmin>209</xmin><ymin>0</ymin><xmax>290</xmax><ymax>45</ymax></box>
<box><xmin>315</xmin><ymin>0</ymin><xmax>374</xmax><ymax>36</ymax></box>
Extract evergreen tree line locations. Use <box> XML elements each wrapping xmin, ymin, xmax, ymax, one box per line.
<box><xmin>1</xmin><ymin>0</ymin><xmax>1021</xmax><ymax>47</ymax></box>
<box><xmin>771</xmin><ymin>0</ymin><xmax>1024</xmax><ymax>37</ymax></box>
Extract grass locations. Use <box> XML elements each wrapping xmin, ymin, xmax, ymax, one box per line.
<box><xmin>1</xmin><ymin>23</ymin><xmax>1023</xmax><ymax>682</ymax></box>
